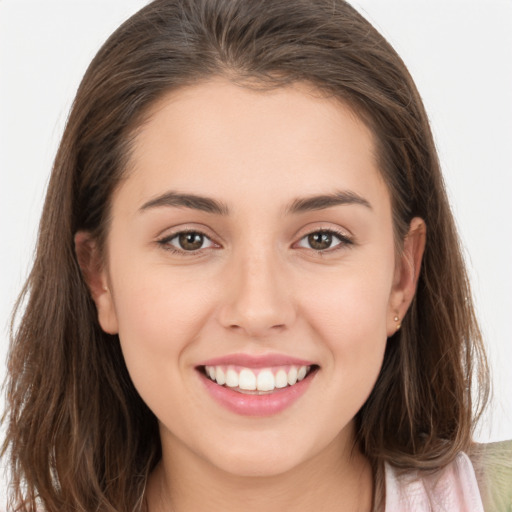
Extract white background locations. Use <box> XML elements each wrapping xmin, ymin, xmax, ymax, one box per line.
<box><xmin>1</xmin><ymin>0</ymin><xmax>511</xmax><ymax>503</ymax></box>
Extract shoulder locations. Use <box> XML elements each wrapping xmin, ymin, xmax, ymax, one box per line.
<box><xmin>385</xmin><ymin>450</ymin><xmax>491</xmax><ymax>511</ymax></box>
<box><xmin>385</xmin><ymin>442</ymin><xmax>512</xmax><ymax>511</ymax></box>
<box><xmin>469</xmin><ymin>440</ymin><xmax>512</xmax><ymax>512</ymax></box>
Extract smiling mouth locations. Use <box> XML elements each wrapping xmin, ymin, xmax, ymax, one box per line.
<box><xmin>200</xmin><ymin>364</ymin><xmax>319</xmax><ymax>394</ymax></box>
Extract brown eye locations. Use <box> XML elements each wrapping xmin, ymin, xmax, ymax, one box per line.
<box><xmin>307</xmin><ymin>232</ymin><xmax>333</xmax><ymax>251</ymax></box>
<box><xmin>296</xmin><ymin>230</ymin><xmax>352</xmax><ymax>252</ymax></box>
<box><xmin>178</xmin><ymin>232</ymin><xmax>205</xmax><ymax>251</ymax></box>
<box><xmin>308</xmin><ymin>232</ymin><xmax>332</xmax><ymax>251</ymax></box>
<box><xmin>160</xmin><ymin>231</ymin><xmax>216</xmax><ymax>253</ymax></box>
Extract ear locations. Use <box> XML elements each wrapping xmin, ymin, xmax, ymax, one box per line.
<box><xmin>387</xmin><ymin>217</ymin><xmax>426</xmax><ymax>336</ymax></box>
<box><xmin>74</xmin><ymin>231</ymin><xmax>119</xmax><ymax>335</ymax></box>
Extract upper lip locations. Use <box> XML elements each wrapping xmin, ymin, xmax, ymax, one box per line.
<box><xmin>196</xmin><ymin>353</ymin><xmax>316</xmax><ymax>368</ymax></box>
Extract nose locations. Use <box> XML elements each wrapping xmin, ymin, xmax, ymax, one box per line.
<box><xmin>218</xmin><ymin>248</ymin><xmax>296</xmax><ymax>337</ymax></box>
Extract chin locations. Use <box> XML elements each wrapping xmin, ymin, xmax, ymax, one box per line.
<box><xmin>198</xmin><ymin>430</ymin><xmax>322</xmax><ymax>479</ymax></box>
<box><xmin>213</xmin><ymin>451</ymin><xmax>305</xmax><ymax>478</ymax></box>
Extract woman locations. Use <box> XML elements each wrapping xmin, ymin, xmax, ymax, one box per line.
<box><xmin>2</xmin><ymin>0</ymin><xmax>510</xmax><ymax>510</ymax></box>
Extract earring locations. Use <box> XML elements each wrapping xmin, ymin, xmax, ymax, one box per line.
<box><xmin>394</xmin><ymin>315</ymin><xmax>401</xmax><ymax>331</ymax></box>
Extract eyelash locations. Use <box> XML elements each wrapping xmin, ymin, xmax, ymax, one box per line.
<box><xmin>157</xmin><ymin>228</ymin><xmax>353</xmax><ymax>255</ymax></box>
<box><xmin>295</xmin><ymin>229</ymin><xmax>353</xmax><ymax>253</ymax></box>
<box><xmin>157</xmin><ymin>229</ymin><xmax>218</xmax><ymax>255</ymax></box>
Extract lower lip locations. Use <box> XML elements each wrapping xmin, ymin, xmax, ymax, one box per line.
<box><xmin>199</xmin><ymin>370</ymin><xmax>316</xmax><ymax>417</ymax></box>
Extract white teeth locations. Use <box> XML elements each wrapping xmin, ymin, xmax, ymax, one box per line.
<box><xmin>225</xmin><ymin>368</ymin><xmax>239</xmax><ymax>388</ymax></box>
<box><xmin>215</xmin><ymin>367</ymin><xmax>226</xmax><ymax>385</ymax></box>
<box><xmin>275</xmin><ymin>369</ymin><xmax>288</xmax><ymax>388</ymax></box>
<box><xmin>205</xmin><ymin>364</ymin><xmax>312</xmax><ymax>392</ymax></box>
<box><xmin>287</xmin><ymin>367</ymin><xmax>298</xmax><ymax>386</ymax></box>
<box><xmin>257</xmin><ymin>369</ymin><xmax>275</xmax><ymax>391</ymax></box>
<box><xmin>239</xmin><ymin>368</ymin><xmax>257</xmax><ymax>390</ymax></box>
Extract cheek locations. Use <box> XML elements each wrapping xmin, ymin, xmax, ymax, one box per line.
<box><xmin>108</xmin><ymin>269</ymin><xmax>218</xmax><ymax>424</ymax></box>
<box><xmin>107</xmin><ymin>260</ymin><xmax>217</xmax><ymax>390</ymax></box>
<box><xmin>300</xmin><ymin>262</ymin><xmax>393</xmax><ymax>340</ymax></box>
<box><xmin>111</xmin><ymin>257</ymin><xmax>213</xmax><ymax>340</ymax></box>
<box><xmin>298</xmin><ymin>262</ymin><xmax>393</xmax><ymax>384</ymax></box>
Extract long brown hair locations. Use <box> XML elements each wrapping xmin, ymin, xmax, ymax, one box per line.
<box><xmin>2</xmin><ymin>0</ymin><xmax>489</xmax><ymax>510</ymax></box>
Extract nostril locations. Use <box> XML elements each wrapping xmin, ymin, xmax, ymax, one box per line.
<box><xmin>217</xmin><ymin>273</ymin><xmax>296</xmax><ymax>335</ymax></box>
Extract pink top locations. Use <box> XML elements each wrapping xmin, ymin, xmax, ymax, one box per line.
<box><xmin>385</xmin><ymin>452</ymin><xmax>484</xmax><ymax>511</ymax></box>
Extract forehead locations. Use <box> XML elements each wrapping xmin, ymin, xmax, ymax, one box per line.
<box><xmin>118</xmin><ymin>78</ymin><xmax>389</xmax><ymax>215</ymax></box>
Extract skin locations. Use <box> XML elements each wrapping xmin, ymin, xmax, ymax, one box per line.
<box><xmin>76</xmin><ymin>78</ymin><xmax>425</xmax><ymax>511</ymax></box>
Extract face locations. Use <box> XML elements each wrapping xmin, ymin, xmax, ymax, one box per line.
<box><xmin>79</xmin><ymin>79</ymin><xmax>422</xmax><ymax>478</ymax></box>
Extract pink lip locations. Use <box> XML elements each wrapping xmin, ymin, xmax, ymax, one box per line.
<box><xmin>199</xmin><ymin>373</ymin><xmax>315</xmax><ymax>416</ymax></box>
<box><xmin>196</xmin><ymin>354</ymin><xmax>318</xmax><ymax>417</ymax></box>
<box><xmin>197</xmin><ymin>353</ymin><xmax>315</xmax><ymax>368</ymax></box>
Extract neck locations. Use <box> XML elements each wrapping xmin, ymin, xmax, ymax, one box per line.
<box><xmin>146</xmin><ymin>427</ymin><xmax>374</xmax><ymax>512</ymax></box>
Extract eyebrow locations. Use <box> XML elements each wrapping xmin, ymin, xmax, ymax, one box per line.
<box><xmin>286</xmin><ymin>190</ymin><xmax>372</xmax><ymax>214</ymax></box>
<box><xmin>139</xmin><ymin>189</ymin><xmax>371</xmax><ymax>215</ymax></box>
<box><xmin>140</xmin><ymin>191</ymin><xmax>230</xmax><ymax>215</ymax></box>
